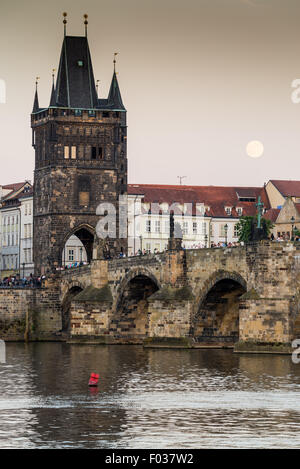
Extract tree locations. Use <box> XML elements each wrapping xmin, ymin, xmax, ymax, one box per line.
<box><xmin>294</xmin><ymin>228</ymin><xmax>300</xmax><ymax>239</ymax></box>
<box><xmin>236</xmin><ymin>215</ymin><xmax>273</xmax><ymax>243</ymax></box>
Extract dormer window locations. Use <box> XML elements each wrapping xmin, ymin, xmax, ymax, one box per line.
<box><xmin>225</xmin><ymin>207</ymin><xmax>232</xmax><ymax>215</ymax></box>
<box><xmin>237</xmin><ymin>207</ymin><xmax>243</xmax><ymax>216</ymax></box>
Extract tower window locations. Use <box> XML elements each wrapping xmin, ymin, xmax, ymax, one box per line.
<box><xmin>78</xmin><ymin>175</ymin><xmax>91</xmax><ymax>207</ymax></box>
<box><xmin>64</xmin><ymin>146</ymin><xmax>69</xmax><ymax>159</ymax></box>
<box><xmin>71</xmin><ymin>146</ymin><xmax>77</xmax><ymax>159</ymax></box>
<box><xmin>79</xmin><ymin>192</ymin><xmax>90</xmax><ymax>206</ymax></box>
<box><xmin>91</xmin><ymin>147</ymin><xmax>97</xmax><ymax>159</ymax></box>
<box><xmin>91</xmin><ymin>147</ymin><xmax>103</xmax><ymax>160</ymax></box>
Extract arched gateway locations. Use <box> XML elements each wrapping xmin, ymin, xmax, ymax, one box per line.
<box><xmin>61</xmin><ymin>225</ymin><xmax>95</xmax><ymax>267</ymax></box>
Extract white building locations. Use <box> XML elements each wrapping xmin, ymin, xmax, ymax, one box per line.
<box><xmin>0</xmin><ymin>182</ymin><xmax>33</xmax><ymax>278</ymax></box>
<box><xmin>19</xmin><ymin>188</ymin><xmax>34</xmax><ymax>277</ymax></box>
<box><xmin>62</xmin><ymin>235</ymin><xmax>88</xmax><ymax>267</ymax></box>
<box><xmin>128</xmin><ymin>184</ymin><xmax>270</xmax><ymax>255</ymax></box>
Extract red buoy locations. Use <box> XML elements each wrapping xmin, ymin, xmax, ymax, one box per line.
<box><xmin>88</xmin><ymin>373</ymin><xmax>99</xmax><ymax>387</ymax></box>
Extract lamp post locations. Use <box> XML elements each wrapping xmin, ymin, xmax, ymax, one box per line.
<box><xmin>291</xmin><ymin>216</ymin><xmax>295</xmax><ymax>241</ymax></box>
<box><xmin>140</xmin><ymin>235</ymin><xmax>143</xmax><ymax>251</ymax></box>
<box><xmin>133</xmin><ymin>196</ymin><xmax>140</xmax><ymax>256</ymax></box>
<box><xmin>224</xmin><ymin>224</ymin><xmax>228</xmax><ymax>246</ymax></box>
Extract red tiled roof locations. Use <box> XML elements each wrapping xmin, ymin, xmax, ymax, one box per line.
<box><xmin>270</xmin><ymin>180</ymin><xmax>300</xmax><ymax>197</ymax></box>
<box><xmin>2</xmin><ymin>182</ymin><xmax>27</xmax><ymax>192</ymax></box>
<box><xmin>128</xmin><ymin>184</ymin><xmax>270</xmax><ymax>218</ymax></box>
<box><xmin>2</xmin><ymin>182</ymin><xmax>32</xmax><ymax>202</ymax></box>
<box><xmin>263</xmin><ymin>208</ymin><xmax>280</xmax><ymax>223</ymax></box>
<box><xmin>18</xmin><ymin>187</ymin><xmax>34</xmax><ymax>199</ymax></box>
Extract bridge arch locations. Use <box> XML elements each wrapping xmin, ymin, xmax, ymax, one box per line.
<box><xmin>61</xmin><ymin>223</ymin><xmax>95</xmax><ymax>266</ymax></box>
<box><xmin>112</xmin><ymin>267</ymin><xmax>160</xmax><ymax>342</ymax></box>
<box><xmin>61</xmin><ymin>282</ymin><xmax>84</xmax><ymax>332</ymax></box>
<box><xmin>191</xmin><ymin>270</ymin><xmax>247</xmax><ymax>346</ymax></box>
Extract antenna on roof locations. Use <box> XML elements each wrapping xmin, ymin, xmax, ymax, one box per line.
<box><xmin>177</xmin><ymin>176</ymin><xmax>187</xmax><ymax>185</ymax></box>
<box><xmin>113</xmin><ymin>52</ymin><xmax>118</xmax><ymax>73</ymax></box>
<box><xmin>63</xmin><ymin>12</ymin><xmax>67</xmax><ymax>36</ymax></box>
<box><xmin>84</xmin><ymin>14</ymin><xmax>88</xmax><ymax>37</ymax></box>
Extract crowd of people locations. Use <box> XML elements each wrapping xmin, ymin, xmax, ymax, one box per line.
<box><xmin>0</xmin><ymin>273</ymin><xmax>45</xmax><ymax>288</ymax></box>
<box><xmin>55</xmin><ymin>261</ymin><xmax>89</xmax><ymax>271</ymax></box>
<box><xmin>132</xmin><ymin>241</ymin><xmax>243</xmax><ymax>257</ymax></box>
<box><xmin>270</xmin><ymin>233</ymin><xmax>300</xmax><ymax>242</ymax></box>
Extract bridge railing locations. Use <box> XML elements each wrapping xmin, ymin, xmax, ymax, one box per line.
<box><xmin>57</xmin><ymin>263</ymin><xmax>92</xmax><ymax>278</ymax></box>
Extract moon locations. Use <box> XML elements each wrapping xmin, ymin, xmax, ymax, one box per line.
<box><xmin>246</xmin><ymin>140</ymin><xmax>264</xmax><ymax>158</ymax></box>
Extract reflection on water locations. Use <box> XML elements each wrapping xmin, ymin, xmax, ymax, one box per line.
<box><xmin>0</xmin><ymin>343</ymin><xmax>299</xmax><ymax>448</ymax></box>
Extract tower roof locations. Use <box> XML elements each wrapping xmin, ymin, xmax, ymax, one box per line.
<box><xmin>32</xmin><ymin>88</ymin><xmax>40</xmax><ymax>113</ymax></box>
<box><xmin>55</xmin><ymin>35</ymin><xmax>98</xmax><ymax>109</ymax></box>
<box><xmin>49</xmin><ymin>81</ymin><xmax>56</xmax><ymax>107</ymax></box>
<box><xmin>107</xmin><ymin>71</ymin><xmax>125</xmax><ymax>110</ymax></box>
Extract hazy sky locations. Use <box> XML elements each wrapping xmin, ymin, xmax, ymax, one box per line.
<box><xmin>1</xmin><ymin>0</ymin><xmax>300</xmax><ymax>187</ymax></box>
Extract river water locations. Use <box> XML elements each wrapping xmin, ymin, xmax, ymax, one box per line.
<box><xmin>0</xmin><ymin>343</ymin><xmax>299</xmax><ymax>449</ymax></box>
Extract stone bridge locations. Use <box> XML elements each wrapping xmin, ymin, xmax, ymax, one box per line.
<box><xmin>55</xmin><ymin>241</ymin><xmax>300</xmax><ymax>352</ymax></box>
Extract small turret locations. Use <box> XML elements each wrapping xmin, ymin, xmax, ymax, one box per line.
<box><xmin>107</xmin><ymin>54</ymin><xmax>125</xmax><ymax>110</ymax></box>
<box><xmin>49</xmin><ymin>70</ymin><xmax>56</xmax><ymax>107</ymax></box>
<box><xmin>32</xmin><ymin>77</ymin><xmax>40</xmax><ymax>113</ymax></box>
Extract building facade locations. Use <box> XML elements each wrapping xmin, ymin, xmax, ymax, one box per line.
<box><xmin>0</xmin><ymin>182</ymin><xmax>34</xmax><ymax>278</ymax></box>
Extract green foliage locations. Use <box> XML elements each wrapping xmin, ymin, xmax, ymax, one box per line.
<box><xmin>294</xmin><ymin>229</ymin><xmax>300</xmax><ymax>238</ymax></box>
<box><xmin>236</xmin><ymin>215</ymin><xmax>273</xmax><ymax>242</ymax></box>
<box><xmin>236</xmin><ymin>216</ymin><xmax>253</xmax><ymax>242</ymax></box>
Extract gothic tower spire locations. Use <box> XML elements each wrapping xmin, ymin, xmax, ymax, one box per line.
<box><xmin>107</xmin><ymin>54</ymin><xmax>125</xmax><ymax>110</ymax></box>
<box><xmin>49</xmin><ymin>69</ymin><xmax>56</xmax><ymax>107</ymax></box>
<box><xmin>55</xmin><ymin>35</ymin><xmax>98</xmax><ymax>108</ymax></box>
<box><xmin>32</xmin><ymin>77</ymin><xmax>40</xmax><ymax>113</ymax></box>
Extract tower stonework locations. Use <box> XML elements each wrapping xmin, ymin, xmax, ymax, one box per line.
<box><xmin>31</xmin><ymin>34</ymin><xmax>127</xmax><ymax>275</ymax></box>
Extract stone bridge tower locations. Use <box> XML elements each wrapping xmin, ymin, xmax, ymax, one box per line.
<box><xmin>31</xmin><ymin>17</ymin><xmax>127</xmax><ymax>274</ymax></box>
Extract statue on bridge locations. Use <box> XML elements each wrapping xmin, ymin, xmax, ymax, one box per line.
<box><xmin>250</xmin><ymin>196</ymin><xmax>269</xmax><ymax>241</ymax></box>
<box><xmin>93</xmin><ymin>236</ymin><xmax>110</xmax><ymax>260</ymax></box>
<box><xmin>168</xmin><ymin>211</ymin><xmax>183</xmax><ymax>250</ymax></box>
